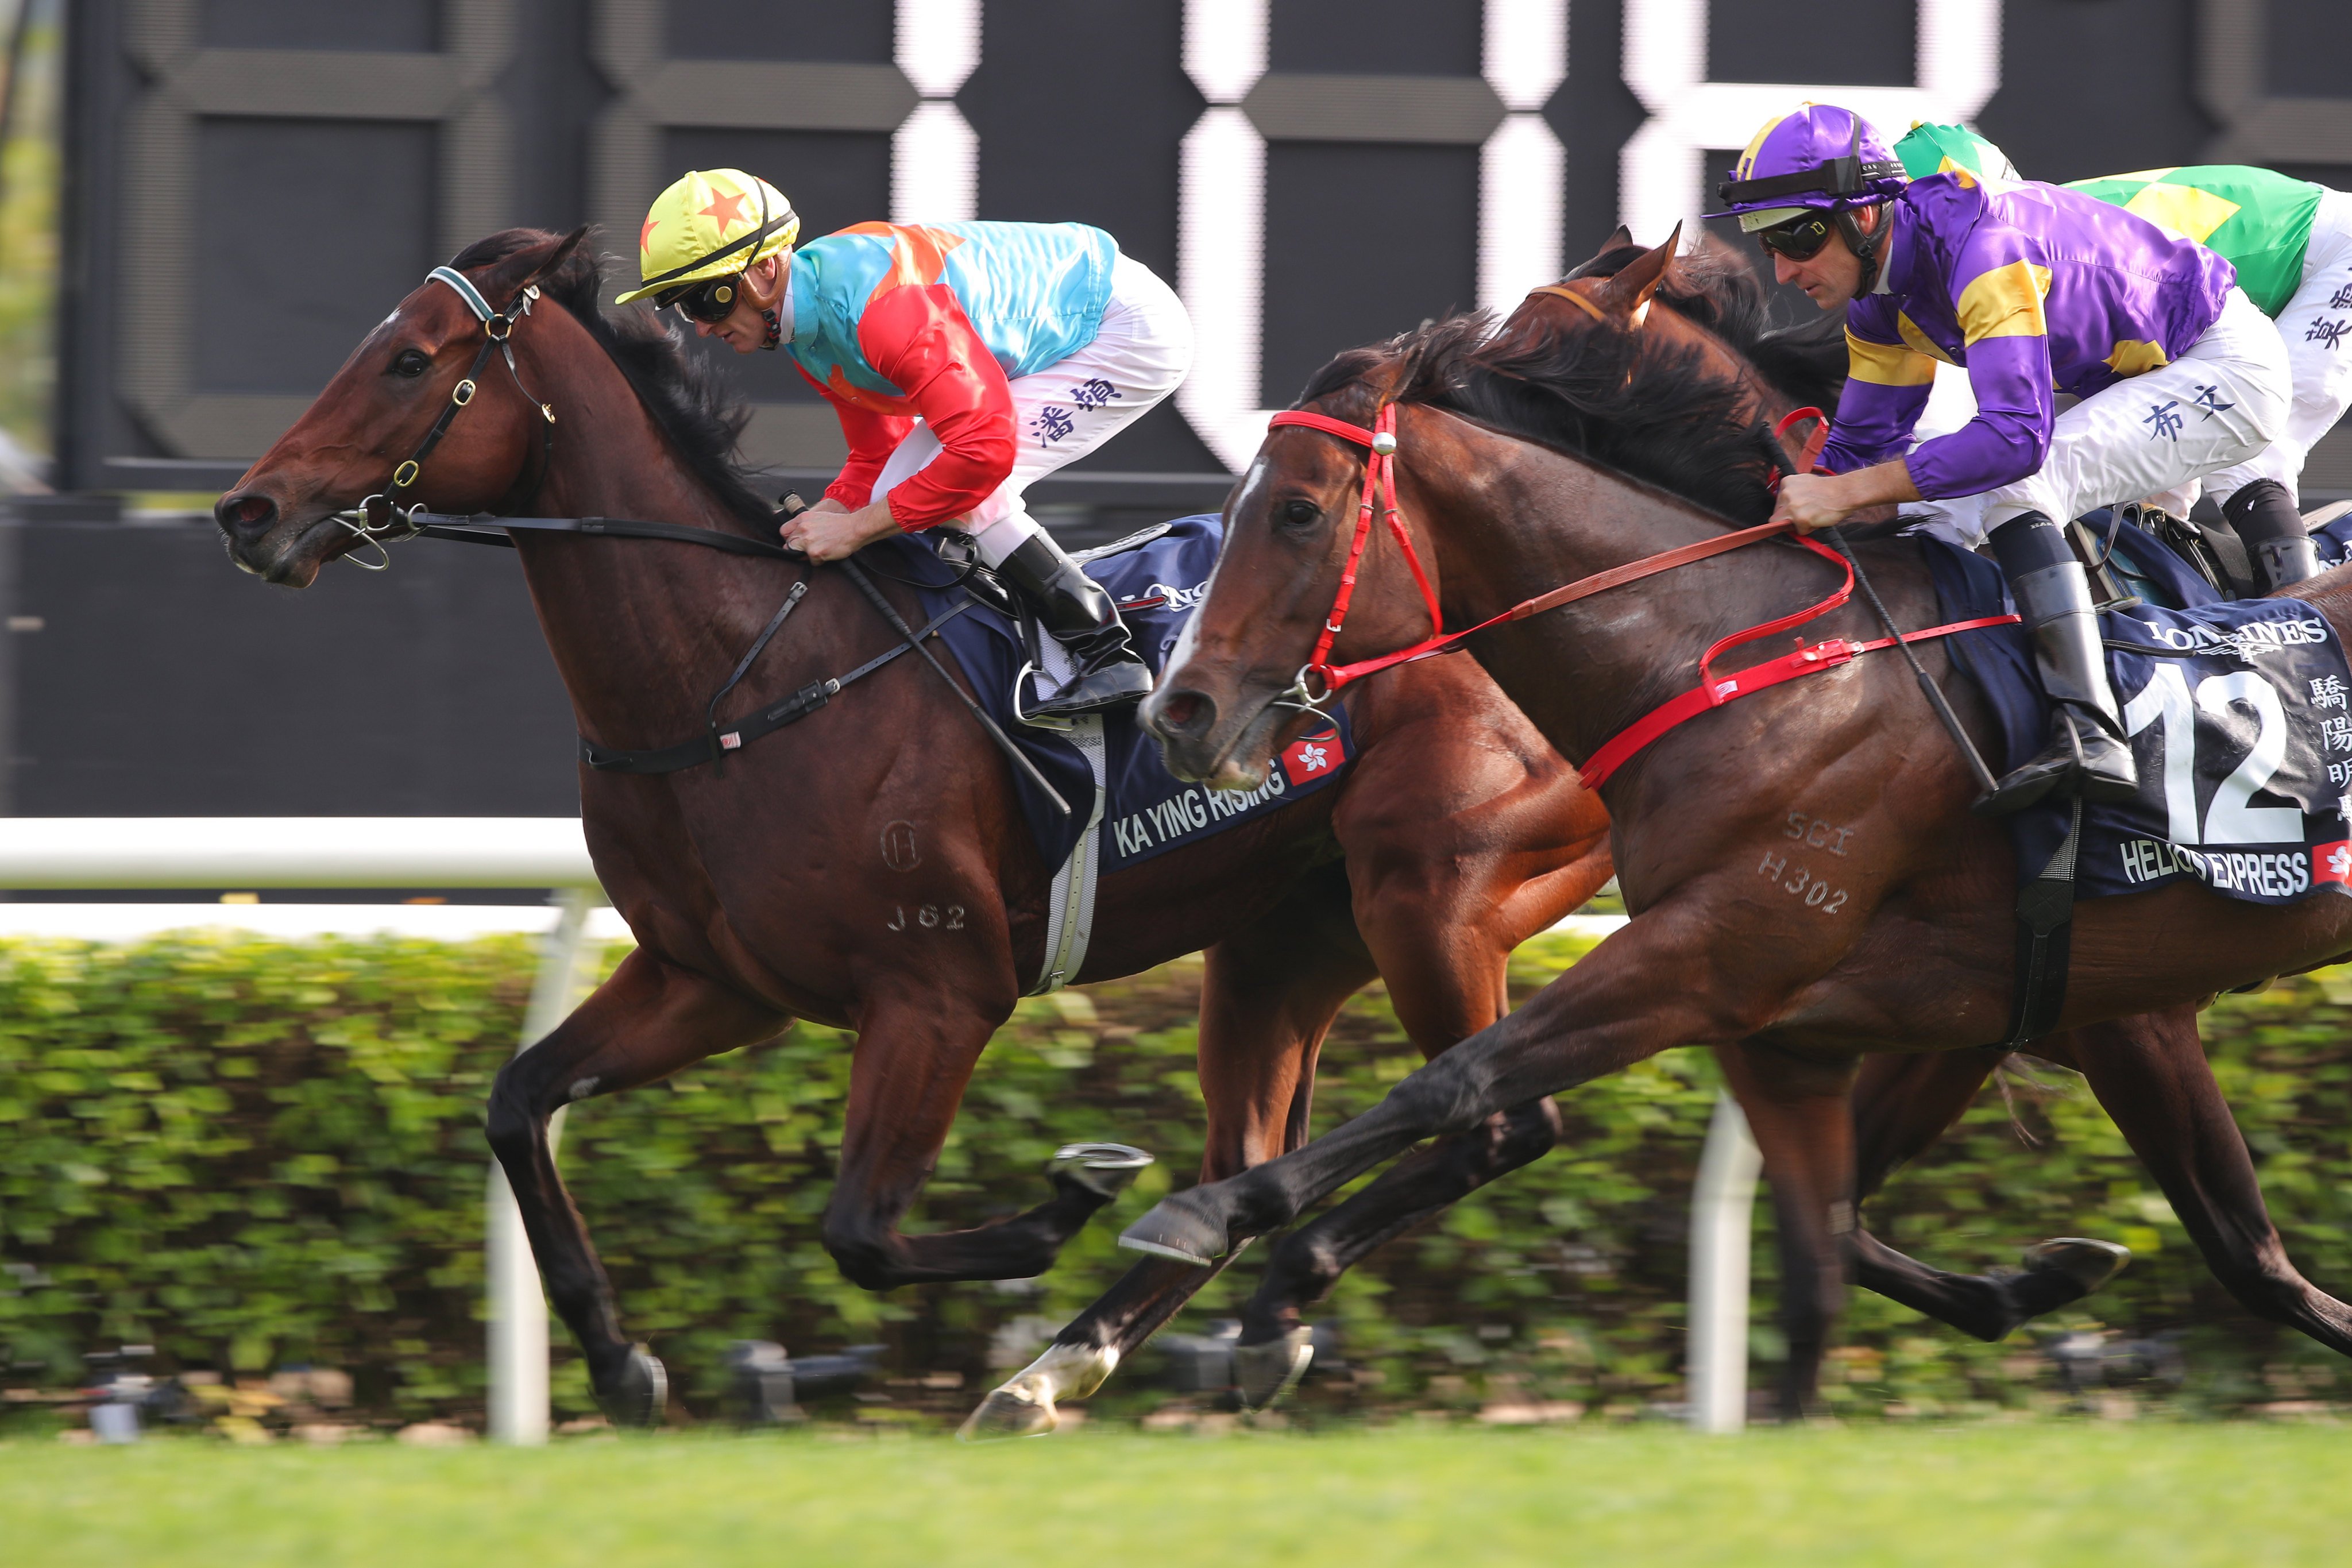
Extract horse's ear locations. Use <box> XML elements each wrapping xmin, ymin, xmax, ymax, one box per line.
<box><xmin>1594</xmin><ymin>222</ymin><xmax>1681</xmax><ymax>327</ymax></box>
<box><xmin>476</xmin><ymin>226</ymin><xmax>590</xmax><ymax>304</ymax></box>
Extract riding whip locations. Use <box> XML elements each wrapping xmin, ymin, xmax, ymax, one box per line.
<box><xmin>1821</xmin><ymin>524</ymin><xmax>2001</xmax><ymax>798</ymax></box>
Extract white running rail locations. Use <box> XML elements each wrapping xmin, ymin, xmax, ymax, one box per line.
<box><xmin>0</xmin><ymin>817</ymin><xmax>606</xmax><ymax>1447</ymax></box>
<box><xmin>1687</xmin><ymin>1092</ymin><xmax>1763</xmax><ymax>1432</ymax></box>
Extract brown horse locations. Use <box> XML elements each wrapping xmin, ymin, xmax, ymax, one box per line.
<box><xmin>1445</xmin><ymin>231</ymin><xmax>2352</xmax><ymax>1374</ymax></box>
<box><xmin>208</xmin><ymin>226</ymin><xmax>1613</xmax><ymax>1427</ymax></box>
<box><xmin>1123</xmin><ymin>306</ymin><xmax>2352</xmax><ymax>1413</ymax></box>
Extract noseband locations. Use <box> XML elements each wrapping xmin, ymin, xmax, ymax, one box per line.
<box><xmin>330</xmin><ymin>265</ymin><xmax>558</xmax><ymax>568</ymax></box>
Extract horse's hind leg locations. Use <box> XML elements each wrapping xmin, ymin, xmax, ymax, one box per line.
<box><xmin>964</xmin><ymin>871</ymin><xmax>1374</xmax><ymax>1438</ymax></box>
<box><xmin>485</xmin><ymin>947</ymin><xmax>787</xmax><ymax>1424</ymax></box>
<box><xmin>1844</xmin><ymin>1045</ymin><xmax>2126</xmax><ymax>1340</ymax></box>
<box><xmin>1715</xmin><ymin>1038</ymin><xmax>1861</xmax><ymax>1419</ymax></box>
<box><xmin>2070</xmin><ymin>1006</ymin><xmax>2352</xmax><ymax>1355</ymax></box>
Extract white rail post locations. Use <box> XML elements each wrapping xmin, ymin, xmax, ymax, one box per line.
<box><xmin>1687</xmin><ymin>1091</ymin><xmax>1762</xmax><ymax>1434</ymax></box>
<box><xmin>487</xmin><ymin>887</ymin><xmax>601</xmax><ymax>1445</ymax></box>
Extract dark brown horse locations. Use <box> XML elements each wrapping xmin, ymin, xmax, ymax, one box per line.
<box><xmin>208</xmin><ymin>227</ymin><xmax>1614</xmax><ymax>1429</ymax></box>
<box><xmin>1455</xmin><ymin>231</ymin><xmax>2352</xmax><ymax>1373</ymax></box>
<box><xmin>1123</xmin><ymin>304</ymin><xmax>2352</xmax><ymax>1412</ymax></box>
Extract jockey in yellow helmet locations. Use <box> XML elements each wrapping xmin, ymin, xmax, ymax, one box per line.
<box><xmin>622</xmin><ymin>169</ymin><xmax>1194</xmax><ymax>719</ymax></box>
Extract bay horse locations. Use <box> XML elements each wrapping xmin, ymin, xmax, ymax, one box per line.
<box><xmin>1122</xmin><ymin>305</ymin><xmax>2352</xmax><ymax>1413</ymax></box>
<box><xmin>1435</xmin><ymin>231</ymin><xmax>2352</xmax><ymax>1380</ymax></box>
<box><xmin>209</xmin><ymin>227</ymin><xmax>1615</xmax><ymax>1429</ymax></box>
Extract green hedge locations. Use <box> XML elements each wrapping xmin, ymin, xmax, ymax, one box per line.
<box><xmin>3</xmin><ymin>930</ymin><xmax>2349</xmax><ymax>1424</ymax></box>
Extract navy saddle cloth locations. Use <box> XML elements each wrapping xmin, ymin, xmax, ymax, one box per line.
<box><xmin>1924</xmin><ymin>534</ymin><xmax>2352</xmax><ymax>905</ymax></box>
<box><xmin>860</xmin><ymin>514</ymin><xmax>1355</xmax><ymax>871</ymax></box>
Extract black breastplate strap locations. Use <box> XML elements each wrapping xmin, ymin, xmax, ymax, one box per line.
<box><xmin>578</xmin><ymin>598</ymin><xmax>975</xmax><ymax>774</ymax></box>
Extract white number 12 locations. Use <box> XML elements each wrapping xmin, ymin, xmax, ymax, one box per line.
<box><xmin>2121</xmin><ymin>664</ymin><xmax>2299</xmax><ymax>845</ymax></box>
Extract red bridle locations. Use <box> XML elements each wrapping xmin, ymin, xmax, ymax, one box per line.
<box><xmin>1263</xmin><ymin>403</ymin><xmax>1860</xmax><ymax>705</ymax></box>
<box><xmin>1259</xmin><ymin>403</ymin><xmax>2017</xmax><ymax>787</ymax></box>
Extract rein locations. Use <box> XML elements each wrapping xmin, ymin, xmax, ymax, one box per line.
<box><xmin>1265</xmin><ymin>404</ymin><xmax>2017</xmax><ymax>789</ymax></box>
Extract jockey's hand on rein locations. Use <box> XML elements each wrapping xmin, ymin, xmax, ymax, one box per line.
<box><xmin>1770</xmin><ymin>470</ymin><xmax>1851</xmax><ymax>534</ymax></box>
<box><xmin>779</xmin><ymin>496</ymin><xmax>902</xmax><ymax>563</ymax></box>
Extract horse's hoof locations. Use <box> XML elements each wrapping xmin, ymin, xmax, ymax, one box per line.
<box><xmin>2022</xmin><ymin>1237</ymin><xmax>2131</xmax><ymax>1296</ymax></box>
<box><xmin>1233</xmin><ymin>1326</ymin><xmax>1315</xmax><ymax>1412</ymax></box>
<box><xmin>594</xmin><ymin>1344</ymin><xmax>669</xmax><ymax>1428</ymax></box>
<box><xmin>1118</xmin><ymin>1192</ymin><xmax>1227</xmax><ymax>1265</ymax></box>
<box><xmin>1049</xmin><ymin>1142</ymin><xmax>1155</xmax><ymax>1200</ymax></box>
<box><xmin>958</xmin><ymin>1386</ymin><xmax>1059</xmax><ymax>1441</ymax></box>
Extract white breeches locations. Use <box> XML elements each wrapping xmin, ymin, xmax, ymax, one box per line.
<box><xmin>1904</xmin><ymin>285</ymin><xmax>2289</xmax><ymax>549</ymax></box>
<box><xmin>870</xmin><ymin>253</ymin><xmax>1195</xmax><ymax>566</ymax></box>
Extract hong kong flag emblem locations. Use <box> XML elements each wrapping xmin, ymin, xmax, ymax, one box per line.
<box><xmin>1280</xmin><ymin>727</ymin><xmax>1347</xmax><ymax>787</ymax></box>
<box><xmin>2316</xmin><ymin>841</ymin><xmax>2352</xmax><ymax>887</ymax></box>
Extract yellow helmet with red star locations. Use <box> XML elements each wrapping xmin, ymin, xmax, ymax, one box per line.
<box><xmin>614</xmin><ymin>169</ymin><xmax>800</xmax><ymax>306</ymax></box>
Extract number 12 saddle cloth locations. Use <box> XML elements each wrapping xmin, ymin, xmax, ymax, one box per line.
<box><xmin>1925</xmin><ymin>536</ymin><xmax>2352</xmax><ymax>905</ymax></box>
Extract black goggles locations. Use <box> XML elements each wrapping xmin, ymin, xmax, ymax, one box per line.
<box><xmin>1754</xmin><ymin>211</ymin><xmax>1838</xmax><ymax>262</ymax></box>
<box><xmin>659</xmin><ymin>274</ymin><xmax>746</xmax><ymax>323</ymax></box>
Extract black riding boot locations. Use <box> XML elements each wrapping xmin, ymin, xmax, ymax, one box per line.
<box><xmin>1975</xmin><ymin>511</ymin><xmax>2139</xmax><ymax>818</ymax></box>
<box><xmin>2222</xmin><ymin>478</ymin><xmax>2321</xmax><ymax>593</ymax></box>
<box><xmin>995</xmin><ymin>532</ymin><xmax>1154</xmax><ymax>719</ymax></box>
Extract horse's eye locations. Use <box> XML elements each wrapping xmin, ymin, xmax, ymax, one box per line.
<box><xmin>389</xmin><ymin>348</ymin><xmax>430</xmax><ymax>379</ymax></box>
<box><xmin>1280</xmin><ymin>499</ymin><xmax>1322</xmax><ymax>528</ymax></box>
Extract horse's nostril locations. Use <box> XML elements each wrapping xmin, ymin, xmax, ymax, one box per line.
<box><xmin>215</xmin><ymin>492</ymin><xmax>278</xmax><ymax>537</ymax></box>
<box><xmin>1154</xmin><ymin>689</ymin><xmax>1214</xmax><ymax>739</ymax></box>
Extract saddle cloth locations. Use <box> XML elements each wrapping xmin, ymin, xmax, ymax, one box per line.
<box><xmin>858</xmin><ymin>514</ymin><xmax>1355</xmax><ymax>985</ymax></box>
<box><xmin>1926</xmin><ymin>540</ymin><xmax>2352</xmax><ymax>905</ymax></box>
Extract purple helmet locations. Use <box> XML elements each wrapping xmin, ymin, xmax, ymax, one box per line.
<box><xmin>1709</xmin><ymin>103</ymin><xmax>1907</xmax><ymax>231</ymax></box>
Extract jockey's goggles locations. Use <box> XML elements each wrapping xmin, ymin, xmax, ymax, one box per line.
<box><xmin>661</xmin><ymin>273</ymin><xmax>746</xmax><ymax>323</ymax></box>
<box><xmin>1752</xmin><ymin>211</ymin><xmax>1840</xmax><ymax>262</ymax></box>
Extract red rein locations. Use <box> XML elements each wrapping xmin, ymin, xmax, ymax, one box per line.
<box><xmin>1262</xmin><ymin>407</ymin><xmax>2016</xmax><ymax>790</ymax></box>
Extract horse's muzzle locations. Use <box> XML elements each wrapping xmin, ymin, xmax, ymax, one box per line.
<box><xmin>1141</xmin><ymin>683</ymin><xmax>1270</xmax><ymax>790</ymax></box>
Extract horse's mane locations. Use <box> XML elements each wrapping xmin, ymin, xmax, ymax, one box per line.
<box><xmin>1568</xmin><ymin>232</ymin><xmax>1849</xmax><ymax>415</ymax></box>
<box><xmin>449</xmin><ymin>229</ymin><xmax>774</xmax><ymax>527</ymax></box>
<box><xmin>1298</xmin><ymin>307</ymin><xmax>1791</xmax><ymax>523</ymax></box>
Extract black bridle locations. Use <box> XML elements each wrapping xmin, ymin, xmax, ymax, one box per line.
<box><xmin>330</xmin><ymin>265</ymin><xmax>558</xmax><ymax>569</ymax></box>
<box><xmin>311</xmin><ymin>262</ymin><xmax>1069</xmax><ymax>812</ymax></box>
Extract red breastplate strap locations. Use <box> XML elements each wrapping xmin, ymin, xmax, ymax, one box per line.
<box><xmin>1576</xmin><ymin>613</ymin><xmax>2019</xmax><ymax>790</ymax></box>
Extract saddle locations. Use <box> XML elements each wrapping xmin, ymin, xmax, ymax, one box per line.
<box><xmin>2072</xmin><ymin>498</ymin><xmax>2352</xmax><ymax>611</ymax></box>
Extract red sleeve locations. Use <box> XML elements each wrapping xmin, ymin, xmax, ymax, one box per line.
<box><xmin>854</xmin><ymin>285</ymin><xmax>1018</xmax><ymax>531</ymax></box>
<box><xmin>794</xmin><ymin>363</ymin><xmax>913</xmax><ymax>509</ymax></box>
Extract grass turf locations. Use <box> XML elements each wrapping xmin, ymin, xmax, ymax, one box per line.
<box><xmin>2</xmin><ymin>1422</ymin><xmax>2341</xmax><ymax>1567</ymax></box>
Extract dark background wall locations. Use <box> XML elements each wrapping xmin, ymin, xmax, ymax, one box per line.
<box><xmin>17</xmin><ymin>0</ymin><xmax>2352</xmax><ymax>818</ymax></box>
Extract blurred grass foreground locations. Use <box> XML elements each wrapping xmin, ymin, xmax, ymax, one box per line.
<box><xmin>4</xmin><ymin>926</ymin><xmax>2351</xmax><ymax>1435</ymax></box>
<box><xmin>2</xmin><ymin>1424</ymin><xmax>2345</xmax><ymax>1568</ymax></box>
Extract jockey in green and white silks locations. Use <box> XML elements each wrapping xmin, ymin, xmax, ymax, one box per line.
<box><xmin>1899</xmin><ymin>122</ymin><xmax>2352</xmax><ymax>591</ymax></box>
<box><xmin>1718</xmin><ymin>104</ymin><xmax>2289</xmax><ymax>816</ymax></box>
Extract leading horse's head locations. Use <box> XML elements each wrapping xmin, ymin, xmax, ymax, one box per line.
<box><xmin>214</xmin><ymin>227</ymin><xmax>590</xmax><ymax>586</ymax></box>
<box><xmin>1141</xmin><ymin>337</ymin><xmax>1478</xmax><ymax>790</ymax></box>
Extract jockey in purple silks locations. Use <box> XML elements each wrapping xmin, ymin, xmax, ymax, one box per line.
<box><xmin>1714</xmin><ymin>104</ymin><xmax>2290</xmax><ymax>816</ymax></box>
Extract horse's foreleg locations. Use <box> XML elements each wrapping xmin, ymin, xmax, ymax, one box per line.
<box><xmin>2071</xmin><ymin>1006</ymin><xmax>2352</xmax><ymax>1356</ymax></box>
<box><xmin>1717</xmin><ymin>1039</ymin><xmax>1861</xmax><ymax>1419</ymax></box>
<box><xmin>964</xmin><ymin>877</ymin><xmax>1374</xmax><ymax>1438</ymax></box>
<box><xmin>1234</xmin><ymin>1096</ymin><xmax>1560</xmax><ymax>1397</ymax></box>
<box><xmin>1845</xmin><ymin>1044</ymin><xmax>2131</xmax><ymax>1339</ymax></box>
<box><xmin>1122</xmin><ymin>914</ymin><xmax>1734</xmax><ymax>1265</ymax></box>
<box><xmin>485</xmin><ymin>947</ymin><xmax>787</xmax><ymax>1424</ymax></box>
<box><xmin>820</xmin><ymin>988</ymin><xmax>1117</xmax><ymax>1289</ymax></box>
